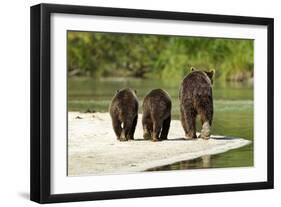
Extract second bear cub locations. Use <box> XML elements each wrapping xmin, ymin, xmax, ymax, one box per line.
<box><xmin>142</xmin><ymin>89</ymin><xmax>172</xmax><ymax>141</ymax></box>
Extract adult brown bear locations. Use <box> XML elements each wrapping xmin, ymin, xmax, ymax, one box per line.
<box><xmin>179</xmin><ymin>67</ymin><xmax>214</xmax><ymax>139</ymax></box>
<box><xmin>142</xmin><ymin>89</ymin><xmax>172</xmax><ymax>141</ymax></box>
<box><xmin>109</xmin><ymin>88</ymin><xmax>139</xmax><ymax>141</ymax></box>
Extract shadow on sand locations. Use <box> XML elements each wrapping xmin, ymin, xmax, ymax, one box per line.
<box><xmin>133</xmin><ymin>136</ymin><xmax>239</xmax><ymax>142</ymax></box>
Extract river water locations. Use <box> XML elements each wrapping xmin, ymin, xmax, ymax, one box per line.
<box><xmin>68</xmin><ymin>77</ymin><xmax>253</xmax><ymax>170</ymax></box>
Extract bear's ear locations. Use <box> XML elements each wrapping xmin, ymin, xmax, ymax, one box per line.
<box><xmin>116</xmin><ymin>89</ymin><xmax>120</xmax><ymax>93</ymax></box>
<box><xmin>206</xmin><ymin>70</ymin><xmax>215</xmax><ymax>79</ymax></box>
<box><xmin>134</xmin><ymin>89</ymin><xmax>137</xmax><ymax>94</ymax></box>
<box><xmin>190</xmin><ymin>67</ymin><xmax>195</xmax><ymax>72</ymax></box>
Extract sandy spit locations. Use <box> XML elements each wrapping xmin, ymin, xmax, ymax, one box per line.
<box><xmin>68</xmin><ymin>112</ymin><xmax>251</xmax><ymax>176</ymax></box>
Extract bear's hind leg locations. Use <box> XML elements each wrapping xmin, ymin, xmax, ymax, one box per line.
<box><xmin>128</xmin><ymin>115</ymin><xmax>138</xmax><ymax>140</ymax></box>
<box><xmin>142</xmin><ymin>114</ymin><xmax>152</xmax><ymax>140</ymax></box>
<box><xmin>112</xmin><ymin>116</ymin><xmax>122</xmax><ymax>140</ymax></box>
<box><xmin>199</xmin><ymin>111</ymin><xmax>212</xmax><ymax>139</ymax></box>
<box><xmin>160</xmin><ymin>115</ymin><xmax>171</xmax><ymax>140</ymax></box>
<box><xmin>120</xmin><ymin>119</ymin><xmax>133</xmax><ymax>141</ymax></box>
<box><xmin>184</xmin><ymin>109</ymin><xmax>197</xmax><ymax>139</ymax></box>
<box><xmin>180</xmin><ymin>107</ymin><xmax>188</xmax><ymax>135</ymax></box>
<box><xmin>152</xmin><ymin>119</ymin><xmax>162</xmax><ymax>142</ymax></box>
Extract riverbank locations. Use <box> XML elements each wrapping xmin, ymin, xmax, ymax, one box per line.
<box><xmin>68</xmin><ymin>112</ymin><xmax>251</xmax><ymax>176</ymax></box>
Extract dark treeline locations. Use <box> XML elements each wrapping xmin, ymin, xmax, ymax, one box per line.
<box><xmin>68</xmin><ymin>31</ymin><xmax>253</xmax><ymax>82</ymax></box>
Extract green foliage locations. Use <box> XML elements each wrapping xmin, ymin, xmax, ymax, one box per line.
<box><xmin>68</xmin><ymin>31</ymin><xmax>253</xmax><ymax>82</ymax></box>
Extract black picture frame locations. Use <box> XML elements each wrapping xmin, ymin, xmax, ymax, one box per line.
<box><xmin>30</xmin><ymin>3</ymin><xmax>274</xmax><ymax>204</ymax></box>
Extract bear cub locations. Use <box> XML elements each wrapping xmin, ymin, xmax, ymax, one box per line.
<box><xmin>142</xmin><ymin>89</ymin><xmax>172</xmax><ymax>141</ymax></box>
<box><xmin>109</xmin><ymin>88</ymin><xmax>139</xmax><ymax>141</ymax></box>
<box><xmin>179</xmin><ymin>67</ymin><xmax>214</xmax><ymax>139</ymax></box>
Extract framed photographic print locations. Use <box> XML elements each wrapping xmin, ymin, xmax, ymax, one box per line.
<box><xmin>30</xmin><ymin>3</ymin><xmax>274</xmax><ymax>203</ymax></box>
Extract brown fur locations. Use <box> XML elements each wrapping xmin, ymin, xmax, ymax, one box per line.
<box><xmin>142</xmin><ymin>89</ymin><xmax>172</xmax><ymax>141</ymax></box>
<box><xmin>109</xmin><ymin>88</ymin><xmax>139</xmax><ymax>141</ymax></box>
<box><xmin>179</xmin><ymin>67</ymin><xmax>214</xmax><ymax>139</ymax></box>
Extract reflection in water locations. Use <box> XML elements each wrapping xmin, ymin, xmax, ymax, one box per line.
<box><xmin>202</xmin><ymin>155</ymin><xmax>211</xmax><ymax>168</ymax></box>
<box><xmin>147</xmin><ymin>155</ymin><xmax>211</xmax><ymax>171</ymax></box>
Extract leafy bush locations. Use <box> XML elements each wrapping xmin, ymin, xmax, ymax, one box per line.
<box><xmin>68</xmin><ymin>32</ymin><xmax>253</xmax><ymax>82</ymax></box>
